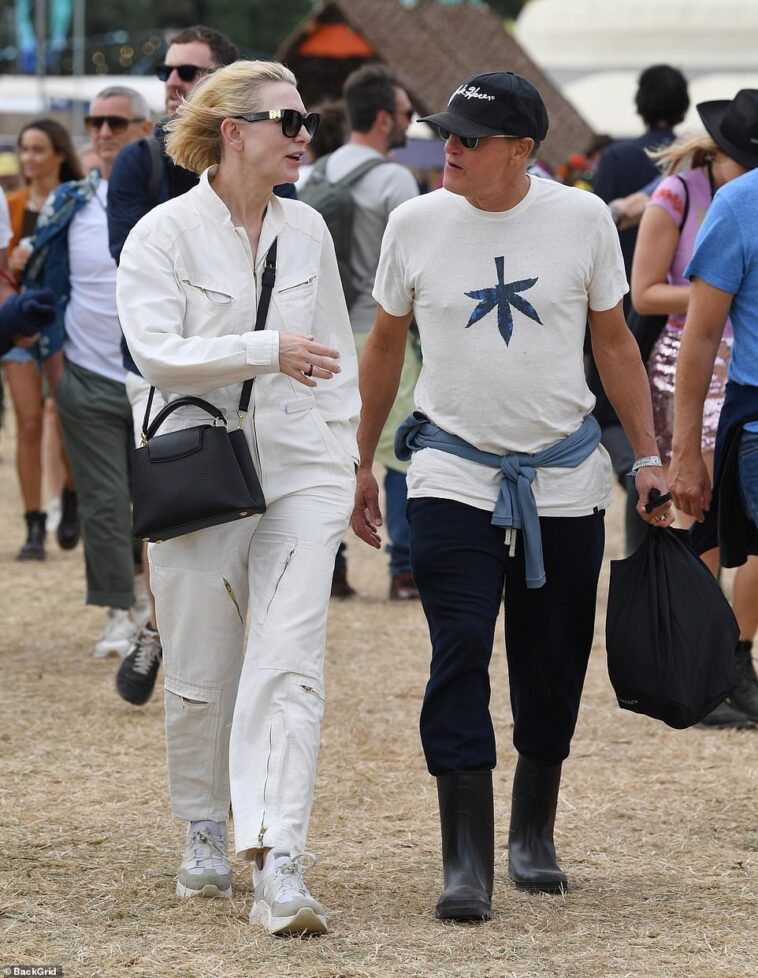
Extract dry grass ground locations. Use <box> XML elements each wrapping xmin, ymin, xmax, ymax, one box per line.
<box><xmin>0</xmin><ymin>421</ymin><xmax>756</xmax><ymax>978</ymax></box>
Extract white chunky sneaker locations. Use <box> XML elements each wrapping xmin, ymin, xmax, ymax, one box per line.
<box><xmin>249</xmin><ymin>851</ymin><xmax>327</xmax><ymax>936</ymax></box>
<box><xmin>176</xmin><ymin>821</ymin><xmax>233</xmax><ymax>899</ymax></box>
<box><xmin>93</xmin><ymin>608</ymin><xmax>138</xmax><ymax>659</ymax></box>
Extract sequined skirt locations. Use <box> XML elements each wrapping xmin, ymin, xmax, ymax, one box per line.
<box><xmin>648</xmin><ymin>322</ymin><xmax>732</xmax><ymax>462</ymax></box>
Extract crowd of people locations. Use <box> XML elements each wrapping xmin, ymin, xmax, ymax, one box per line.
<box><xmin>1</xmin><ymin>27</ymin><xmax>757</xmax><ymax>936</ymax></box>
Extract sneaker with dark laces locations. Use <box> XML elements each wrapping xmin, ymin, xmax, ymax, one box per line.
<box><xmin>250</xmin><ymin>851</ymin><xmax>327</xmax><ymax>935</ymax></box>
<box><xmin>176</xmin><ymin>821</ymin><xmax>232</xmax><ymax>899</ymax></box>
<box><xmin>116</xmin><ymin>625</ymin><xmax>162</xmax><ymax>704</ymax></box>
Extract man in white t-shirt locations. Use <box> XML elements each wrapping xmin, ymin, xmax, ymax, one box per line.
<box><xmin>351</xmin><ymin>72</ymin><xmax>673</xmax><ymax>922</ymax></box>
<box><xmin>29</xmin><ymin>88</ymin><xmax>153</xmax><ymax>661</ymax></box>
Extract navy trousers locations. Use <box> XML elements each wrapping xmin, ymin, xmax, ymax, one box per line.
<box><xmin>408</xmin><ymin>497</ymin><xmax>605</xmax><ymax>774</ymax></box>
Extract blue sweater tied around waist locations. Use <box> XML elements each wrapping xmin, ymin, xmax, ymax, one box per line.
<box><xmin>395</xmin><ymin>411</ymin><xmax>601</xmax><ymax>589</ymax></box>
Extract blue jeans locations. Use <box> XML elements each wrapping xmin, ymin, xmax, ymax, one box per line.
<box><xmin>739</xmin><ymin>428</ymin><xmax>758</xmax><ymax>526</ymax></box>
<box><xmin>384</xmin><ymin>468</ymin><xmax>411</xmax><ymax>576</ymax></box>
<box><xmin>408</xmin><ymin>497</ymin><xmax>605</xmax><ymax>773</ymax></box>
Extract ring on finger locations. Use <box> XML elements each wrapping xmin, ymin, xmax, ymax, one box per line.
<box><xmin>304</xmin><ymin>363</ymin><xmax>314</xmax><ymax>377</ymax></box>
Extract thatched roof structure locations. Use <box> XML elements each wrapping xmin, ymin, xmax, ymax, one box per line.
<box><xmin>276</xmin><ymin>0</ymin><xmax>595</xmax><ymax>168</ymax></box>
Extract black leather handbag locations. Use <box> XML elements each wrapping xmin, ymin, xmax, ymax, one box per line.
<box><xmin>131</xmin><ymin>240</ymin><xmax>277</xmax><ymax>542</ymax></box>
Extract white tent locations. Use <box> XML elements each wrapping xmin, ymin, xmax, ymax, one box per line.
<box><xmin>515</xmin><ymin>0</ymin><xmax>758</xmax><ymax>136</ymax></box>
<box><xmin>0</xmin><ymin>75</ymin><xmax>166</xmax><ymax>116</ymax></box>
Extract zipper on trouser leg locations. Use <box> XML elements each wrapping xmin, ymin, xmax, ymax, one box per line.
<box><xmin>257</xmin><ymin>713</ymin><xmax>283</xmax><ymax>849</ymax></box>
<box><xmin>263</xmin><ymin>547</ymin><xmax>296</xmax><ymax>619</ymax></box>
<box><xmin>223</xmin><ymin>577</ymin><xmax>243</xmax><ymax>624</ymax></box>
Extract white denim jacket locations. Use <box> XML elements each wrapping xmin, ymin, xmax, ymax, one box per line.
<box><xmin>116</xmin><ymin>167</ymin><xmax>360</xmax><ymax>499</ymax></box>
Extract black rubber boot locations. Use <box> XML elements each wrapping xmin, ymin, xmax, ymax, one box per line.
<box><xmin>56</xmin><ymin>487</ymin><xmax>80</xmax><ymax>550</ymax></box>
<box><xmin>17</xmin><ymin>510</ymin><xmax>47</xmax><ymax>561</ymax></box>
<box><xmin>507</xmin><ymin>756</ymin><xmax>568</xmax><ymax>894</ymax></box>
<box><xmin>435</xmin><ymin>771</ymin><xmax>494</xmax><ymax>922</ymax></box>
<box><xmin>731</xmin><ymin>641</ymin><xmax>758</xmax><ymax>721</ymax></box>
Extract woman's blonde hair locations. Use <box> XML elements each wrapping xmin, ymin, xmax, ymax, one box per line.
<box><xmin>165</xmin><ymin>60</ymin><xmax>297</xmax><ymax>174</ymax></box>
<box><xmin>647</xmin><ymin>132</ymin><xmax>719</xmax><ymax>176</ymax></box>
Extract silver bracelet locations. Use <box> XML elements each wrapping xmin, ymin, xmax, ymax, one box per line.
<box><xmin>631</xmin><ymin>455</ymin><xmax>662</xmax><ymax>472</ymax></box>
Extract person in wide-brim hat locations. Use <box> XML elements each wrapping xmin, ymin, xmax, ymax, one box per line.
<box><xmin>631</xmin><ymin>88</ymin><xmax>758</xmax><ymax>731</ymax></box>
<box><xmin>696</xmin><ymin>88</ymin><xmax>758</xmax><ymax>171</ymax></box>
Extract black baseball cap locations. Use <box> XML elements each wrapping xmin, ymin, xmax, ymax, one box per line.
<box><xmin>697</xmin><ymin>89</ymin><xmax>758</xmax><ymax>171</ymax></box>
<box><xmin>419</xmin><ymin>72</ymin><xmax>549</xmax><ymax>142</ymax></box>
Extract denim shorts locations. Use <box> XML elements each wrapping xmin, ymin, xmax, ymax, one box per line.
<box><xmin>739</xmin><ymin>428</ymin><xmax>758</xmax><ymax>526</ymax></box>
<box><xmin>1</xmin><ymin>345</ymin><xmax>35</xmax><ymax>364</ymax></box>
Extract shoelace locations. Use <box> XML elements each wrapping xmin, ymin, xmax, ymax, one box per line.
<box><xmin>272</xmin><ymin>852</ymin><xmax>316</xmax><ymax>898</ymax></box>
<box><xmin>185</xmin><ymin>829</ymin><xmax>229</xmax><ymax>873</ymax></box>
<box><xmin>131</xmin><ymin>630</ymin><xmax>162</xmax><ymax>676</ymax></box>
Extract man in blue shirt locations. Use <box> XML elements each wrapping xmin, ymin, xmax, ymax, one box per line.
<box><xmin>670</xmin><ymin>148</ymin><xmax>758</xmax><ymax>722</ymax></box>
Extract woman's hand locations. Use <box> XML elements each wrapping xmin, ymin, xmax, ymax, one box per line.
<box><xmin>278</xmin><ymin>332</ymin><xmax>340</xmax><ymax>388</ymax></box>
<box><xmin>8</xmin><ymin>246</ymin><xmax>31</xmax><ymax>280</ymax></box>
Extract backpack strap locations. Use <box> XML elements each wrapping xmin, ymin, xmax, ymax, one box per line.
<box><xmin>335</xmin><ymin>157</ymin><xmax>389</xmax><ymax>189</ymax></box>
<box><xmin>146</xmin><ymin>136</ymin><xmax>164</xmax><ymax>207</ymax></box>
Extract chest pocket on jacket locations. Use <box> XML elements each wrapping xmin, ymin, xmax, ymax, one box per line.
<box><xmin>181</xmin><ymin>276</ymin><xmax>237</xmax><ymax>306</ymax></box>
<box><xmin>271</xmin><ymin>274</ymin><xmax>317</xmax><ymax>334</ymax></box>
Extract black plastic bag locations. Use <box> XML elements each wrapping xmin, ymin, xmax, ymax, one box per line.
<box><xmin>606</xmin><ymin>526</ymin><xmax>738</xmax><ymax>728</ymax></box>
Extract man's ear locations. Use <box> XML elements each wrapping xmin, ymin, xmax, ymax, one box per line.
<box><xmin>220</xmin><ymin>117</ymin><xmax>245</xmax><ymax>154</ymax></box>
<box><xmin>140</xmin><ymin>120</ymin><xmax>154</xmax><ymax>136</ymax></box>
<box><xmin>511</xmin><ymin>137</ymin><xmax>535</xmax><ymax>164</ymax></box>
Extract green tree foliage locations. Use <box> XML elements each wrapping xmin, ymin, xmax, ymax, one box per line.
<box><xmin>87</xmin><ymin>0</ymin><xmax>313</xmax><ymax>62</ymax></box>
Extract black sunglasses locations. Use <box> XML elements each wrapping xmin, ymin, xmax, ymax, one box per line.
<box><xmin>154</xmin><ymin>63</ymin><xmax>208</xmax><ymax>83</ymax></box>
<box><xmin>231</xmin><ymin>109</ymin><xmax>321</xmax><ymax>139</ymax></box>
<box><xmin>84</xmin><ymin>115</ymin><xmax>145</xmax><ymax>133</ymax></box>
<box><xmin>437</xmin><ymin>127</ymin><xmax>517</xmax><ymax>150</ymax></box>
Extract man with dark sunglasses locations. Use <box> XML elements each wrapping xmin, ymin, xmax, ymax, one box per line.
<box><xmin>22</xmin><ymin>86</ymin><xmax>154</xmax><ymax>661</ymax></box>
<box><xmin>351</xmin><ymin>72</ymin><xmax>673</xmax><ymax>922</ymax></box>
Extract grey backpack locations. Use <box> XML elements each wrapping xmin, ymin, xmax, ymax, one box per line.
<box><xmin>299</xmin><ymin>153</ymin><xmax>387</xmax><ymax>308</ymax></box>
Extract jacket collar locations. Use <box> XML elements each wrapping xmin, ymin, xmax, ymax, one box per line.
<box><xmin>196</xmin><ymin>167</ymin><xmax>284</xmax><ymax>266</ymax></box>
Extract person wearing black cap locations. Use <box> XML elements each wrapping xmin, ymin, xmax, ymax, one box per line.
<box><xmin>670</xmin><ymin>89</ymin><xmax>758</xmax><ymax>729</ymax></box>
<box><xmin>351</xmin><ymin>71</ymin><xmax>673</xmax><ymax>921</ymax></box>
<box><xmin>633</xmin><ymin>90</ymin><xmax>758</xmax><ymax>730</ymax></box>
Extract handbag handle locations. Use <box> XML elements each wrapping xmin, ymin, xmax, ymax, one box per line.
<box><xmin>144</xmin><ymin>395</ymin><xmax>226</xmax><ymax>441</ymax></box>
<box><xmin>140</xmin><ymin>237</ymin><xmax>278</xmax><ymax>441</ymax></box>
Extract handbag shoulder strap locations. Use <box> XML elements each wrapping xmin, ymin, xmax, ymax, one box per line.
<box><xmin>141</xmin><ymin>237</ymin><xmax>278</xmax><ymax>439</ymax></box>
<box><xmin>238</xmin><ymin>237</ymin><xmax>277</xmax><ymax>416</ymax></box>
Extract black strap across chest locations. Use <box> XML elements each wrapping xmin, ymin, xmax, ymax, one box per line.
<box><xmin>142</xmin><ymin>237</ymin><xmax>278</xmax><ymax>436</ymax></box>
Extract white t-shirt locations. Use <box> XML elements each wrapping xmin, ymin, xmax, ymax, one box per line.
<box><xmin>326</xmin><ymin>145</ymin><xmax>418</xmax><ymax>332</ymax></box>
<box><xmin>0</xmin><ymin>189</ymin><xmax>11</xmax><ymax>249</ymax></box>
<box><xmin>64</xmin><ymin>180</ymin><xmax>126</xmax><ymax>383</ymax></box>
<box><xmin>373</xmin><ymin>179</ymin><xmax>628</xmax><ymax>516</ymax></box>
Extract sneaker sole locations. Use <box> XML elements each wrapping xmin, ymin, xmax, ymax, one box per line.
<box><xmin>176</xmin><ymin>880</ymin><xmax>232</xmax><ymax>899</ymax></box>
<box><xmin>249</xmin><ymin>902</ymin><xmax>327</xmax><ymax>936</ymax></box>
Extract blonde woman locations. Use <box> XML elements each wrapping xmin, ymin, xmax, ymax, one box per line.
<box><xmin>632</xmin><ymin>91</ymin><xmax>758</xmax><ymax>728</ymax></box>
<box><xmin>116</xmin><ymin>60</ymin><xmax>360</xmax><ymax>935</ymax></box>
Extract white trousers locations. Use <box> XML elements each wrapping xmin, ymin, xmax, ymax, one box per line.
<box><xmin>149</xmin><ymin>485</ymin><xmax>352</xmax><ymax>857</ymax></box>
